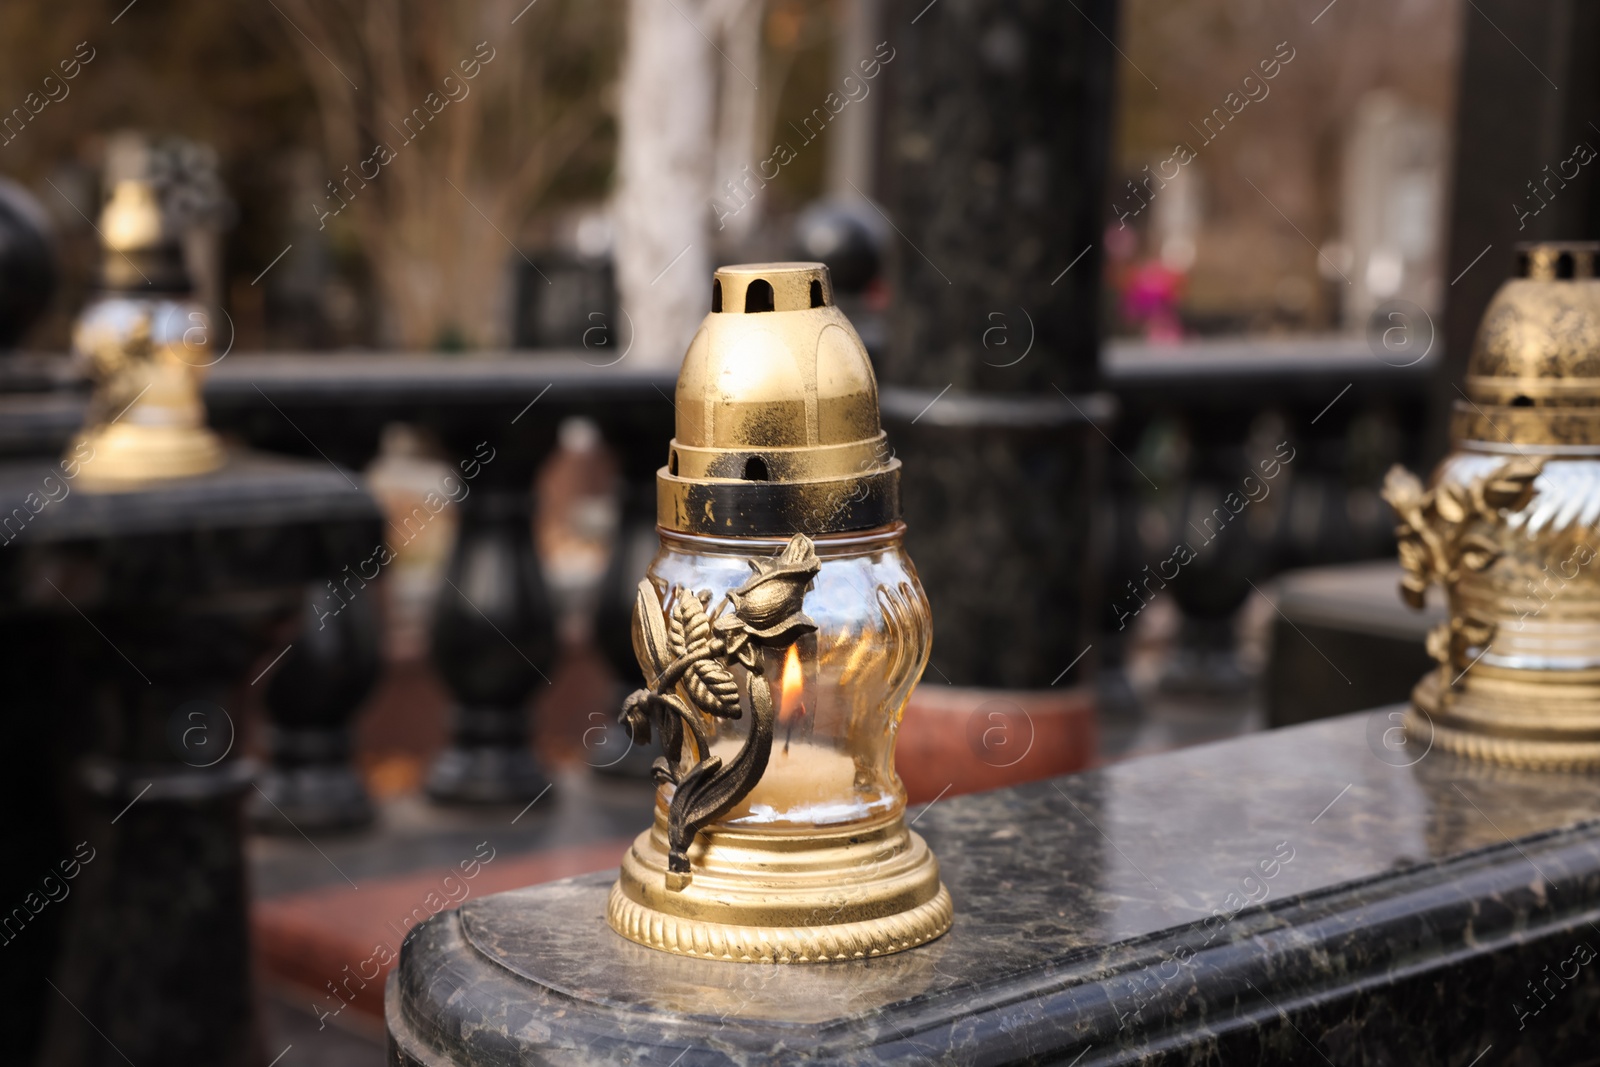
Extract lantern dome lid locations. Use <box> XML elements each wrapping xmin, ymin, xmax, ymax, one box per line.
<box><xmin>97</xmin><ymin>179</ymin><xmax>190</xmax><ymax>294</ymax></box>
<box><xmin>658</xmin><ymin>262</ymin><xmax>899</xmax><ymax>537</ymax></box>
<box><xmin>1451</xmin><ymin>242</ymin><xmax>1600</xmax><ymax>448</ymax></box>
<box><xmin>1467</xmin><ymin>242</ymin><xmax>1600</xmax><ymax>406</ymax></box>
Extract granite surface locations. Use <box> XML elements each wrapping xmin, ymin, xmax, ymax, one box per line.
<box><xmin>205</xmin><ymin>350</ymin><xmax>675</xmax><ymax>404</ymax></box>
<box><xmin>0</xmin><ymin>391</ymin><xmax>86</xmax><ymax>456</ymax></box>
<box><xmin>387</xmin><ymin>710</ymin><xmax>1600</xmax><ymax>1065</ymax></box>
<box><xmin>1264</xmin><ymin>562</ymin><xmax>1441</xmax><ymax>730</ymax></box>
<box><xmin>0</xmin><ymin>451</ymin><xmax>377</xmax><ymax>544</ymax></box>
<box><xmin>203</xmin><ymin>352</ymin><xmax>676</xmax><ymax>475</ymax></box>
<box><xmin>0</xmin><ymin>351</ymin><xmax>677</xmax><ymax>460</ymax></box>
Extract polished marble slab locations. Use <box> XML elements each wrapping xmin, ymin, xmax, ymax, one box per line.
<box><xmin>387</xmin><ymin>710</ymin><xmax>1600</xmax><ymax>1065</ymax></box>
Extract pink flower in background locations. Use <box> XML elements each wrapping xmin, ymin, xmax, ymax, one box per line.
<box><xmin>1121</xmin><ymin>260</ymin><xmax>1186</xmax><ymax>342</ymax></box>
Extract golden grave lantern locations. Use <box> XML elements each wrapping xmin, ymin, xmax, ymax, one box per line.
<box><xmin>1383</xmin><ymin>241</ymin><xmax>1600</xmax><ymax>768</ymax></box>
<box><xmin>608</xmin><ymin>262</ymin><xmax>952</xmax><ymax>962</ymax></box>
<box><xmin>68</xmin><ymin>178</ymin><xmax>224</xmax><ymax>486</ymax></box>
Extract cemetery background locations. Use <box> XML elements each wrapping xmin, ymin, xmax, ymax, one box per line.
<box><xmin>3</xmin><ymin>0</ymin><xmax>1596</xmax><ymax>1063</ymax></box>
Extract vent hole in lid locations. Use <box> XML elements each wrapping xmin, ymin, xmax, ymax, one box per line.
<box><xmin>669</xmin><ymin>449</ymin><xmax>679</xmax><ymax>474</ymax></box>
<box><xmin>744</xmin><ymin>279</ymin><xmax>775</xmax><ymax>313</ymax></box>
<box><xmin>742</xmin><ymin>455</ymin><xmax>769</xmax><ymax>481</ymax></box>
<box><xmin>1559</xmin><ymin>252</ymin><xmax>1576</xmax><ymax>279</ymax></box>
<box><xmin>1511</xmin><ymin>395</ymin><xmax>1534</xmax><ymax>407</ymax></box>
<box><xmin>712</xmin><ymin>279</ymin><xmax>723</xmax><ymax>312</ymax></box>
<box><xmin>810</xmin><ymin>279</ymin><xmax>825</xmax><ymax>308</ymax></box>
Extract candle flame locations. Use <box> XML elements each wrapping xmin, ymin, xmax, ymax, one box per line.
<box><xmin>778</xmin><ymin>643</ymin><xmax>804</xmax><ymax>724</ymax></box>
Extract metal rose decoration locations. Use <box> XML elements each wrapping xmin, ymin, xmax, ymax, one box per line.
<box><xmin>621</xmin><ymin>533</ymin><xmax>820</xmax><ymax>881</ymax></box>
<box><xmin>1382</xmin><ymin>458</ymin><xmax>1541</xmax><ymax>676</ymax></box>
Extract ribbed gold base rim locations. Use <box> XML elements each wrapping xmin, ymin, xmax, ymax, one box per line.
<box><xmin>1413</xmin><ymin>707</ymin><xmax>1600</xmax><ymax>770</ymax></box>
<box><xmin>1412</xmin><ymin>670</ymin><xmax>1600</xmax><ymax>770</ymax></box>
<box><xmin>73</xmin><ymin>427</ymin><xmax>225</xmax><ymax>487</ymax></box>
<box><xmin>607</xmin><ymin>811</ymin><xmax>952</xmax><ymax>963</ymax></box>
<box><xmin>607</xmin><ymin>880</ymin><xmax>953</xmax><ymax>963</ymax></box>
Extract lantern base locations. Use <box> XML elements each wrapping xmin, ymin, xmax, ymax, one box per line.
<box><xmin>608</xmin><ymin>809</ymin><xmax>952</xmax><ymax>963</ymax></box>
<box><xmin>1412</xmin><ymin>667</ymin><xmax>1600</xmax><ymax>770</ymax></box>
<box><xmin>73</xmin><ymin>426</ymin><xmax>225</xmax><ymax>487</ymax></box>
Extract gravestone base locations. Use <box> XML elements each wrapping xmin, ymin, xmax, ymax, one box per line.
<box><xmin>386</xmin><ymin>713</ymin><xmax>1600</xmax><ymax>1066</ymax></box>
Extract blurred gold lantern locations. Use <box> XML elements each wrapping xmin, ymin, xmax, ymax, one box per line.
<box><xmin>1384</xmin><ymin>241</ymin><xmax>1600</xmax><ymax>768</ymax></box>
<box><xmin>69</xmin><ymin>178</ymin><xmax>224</xmax><ymax>486</ymax></box>
<box><xmin>608</xmin><ymin>262</ymin><xmax>952</xmax><ymax>962</ymax></box>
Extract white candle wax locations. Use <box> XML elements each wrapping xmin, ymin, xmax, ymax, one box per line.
<box><xmin>707</xmin><ymin>739</ymin><xmax>866</xmax><ymax>825</ymax></box>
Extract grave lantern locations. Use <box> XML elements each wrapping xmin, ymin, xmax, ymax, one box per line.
<box><xmin>609</xmin><ymin>262</ymin><xmax>952</xmax><ymax>962</ymax></box>
<box><xmin>69</xmin><ymin>178</ymin><xmax>223</xmax><ymax>485</ymax></box>
<box><xmin>1384</xmin><ymin>241</ymin><xmax>1600</xmax><ymax>768</ymax></box>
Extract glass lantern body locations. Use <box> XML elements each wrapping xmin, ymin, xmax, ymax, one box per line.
<box><xmin>68</xmin><ymin>289</ymin><xmax>226</xmax><ymax>485</ymax></box>
<box><xmin>74</xmin><ymin>292</ymin><xmax>217</xmax><ymax>425</ymax></box>
<box><xmin>641</xmin><ymin>523</ymin><xmax>930</xmax><ymax>831</ymax></box>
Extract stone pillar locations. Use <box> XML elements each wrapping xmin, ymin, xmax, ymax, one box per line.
<box><xmin>0</xmin><ymin>178</ymin><xmax>55</xmax><ymax>351</ymax></box>
<box><xmin>45</xmin><ymin>609</ymin><xmax>264</xmax><ymax>1067</ymax></box>
<box><xmin>1</xmin><ymin>457</ymin><xmax>382</xmax><ymax>1067</ymax></box>
<box><xmin>877</xmin><ymin>0</ymin><xmax>1116</xmax><ymax>690</ymax></box>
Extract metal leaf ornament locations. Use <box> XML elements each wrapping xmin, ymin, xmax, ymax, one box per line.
<box><xmin>618</xmin><ymin>534</ymin><xmax>821</xmax><ymax>881</ymax></box>
<box><xmin>1382</xmin><ymin>459</ymin><xmax>1543</xmax><ymax>679</ymax></box>
<box><xmin>672</xmin><ymin>592</ymin><xmax>741</xmax><ymax>718</ymax></box>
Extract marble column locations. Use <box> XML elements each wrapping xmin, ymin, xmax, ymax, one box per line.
<box><xmin>877</xmin><ymin>0</ymin><xmax>1117</xmax><ymax>689</ymax></box>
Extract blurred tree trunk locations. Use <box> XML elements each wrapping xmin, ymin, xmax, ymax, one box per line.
<box><xmin>614</xmin><ymin>0</ymin><xmax>720</xmax><ymax>367</ymax></box>
<box><xmin>263</xmin><ymin>0</ymin><xmax>617</xmax><ymax>350</ymax></box>
<box><xmin>709</xmin><ymin>0</ymin><xmax>766</xmax><ymax>246</ymax></box>
<box><xmin>824</xmin><ymin>0</ymin><xmax>884</xmax><ymax>199</ymax></box>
